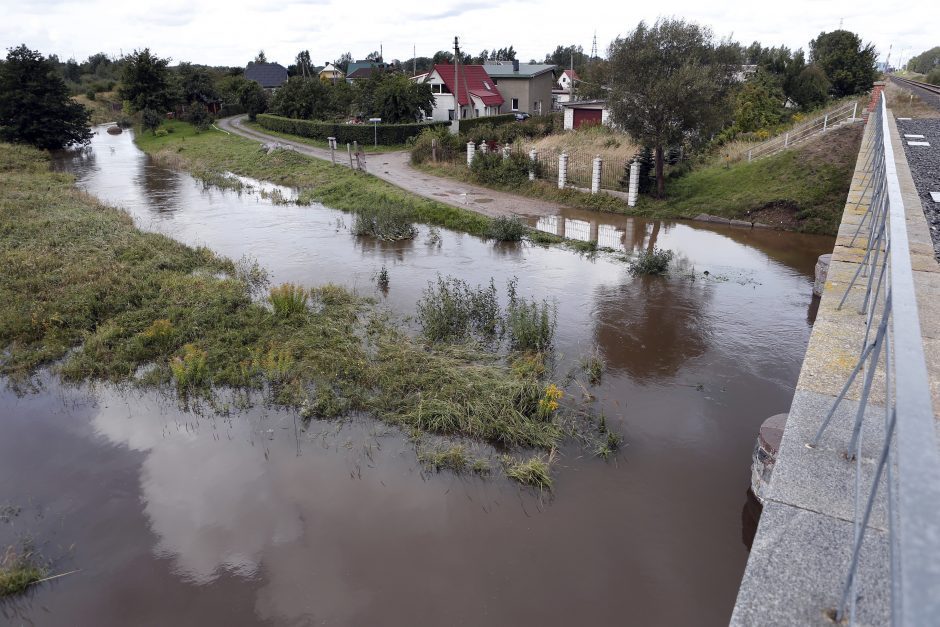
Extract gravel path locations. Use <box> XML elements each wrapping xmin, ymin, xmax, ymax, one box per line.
<box><xmin>897</xmin><ymin>118</ymin><xmax>940</xmax><ymax>261</ymax></box>
<box><xmin>217</xmin><ymin>116</ymin><xmax>565</xmax><ymax>219</ymax></box>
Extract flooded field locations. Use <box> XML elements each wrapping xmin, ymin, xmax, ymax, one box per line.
<box><xmin>1</xmin><ymin>127</ymin><xmax>833</xmax><ymax>625</ymax></box>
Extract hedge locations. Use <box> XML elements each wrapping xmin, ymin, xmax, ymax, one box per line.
<box><xmin>457</xmin><ymin>113</ymin><xmax>517</xmax><ymax>134</ymax></box>
<box><xmin>219</xmin><ymin>103</ymin><xmax>246</xmax><ymax>117</ymax></box>
<box><xmin>256</xmin><ymin>114</ymin><xmax>448</xmax><ymax>145</ymax></box>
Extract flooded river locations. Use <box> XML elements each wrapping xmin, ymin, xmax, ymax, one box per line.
<box><xmin>0</xmin><ymin>127</ymin><xmax>833</xmax><ymax>626</ymax></box>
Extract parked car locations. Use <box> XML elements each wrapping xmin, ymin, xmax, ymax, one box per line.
<box><xmin>514</xmin><ymin>112</ymin><xmax>531</xmax><ymax>121</ymax></box>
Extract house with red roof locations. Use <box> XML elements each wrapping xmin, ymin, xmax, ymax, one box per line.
<box><xmin>552</xmin><ymin>68</ymin><xmax>581</xmax><ymax>110</ymax></box>
<box><xmin>420</xmin><ymin>63</ymin><xmax>504</xmax><ymax>122</ymax></box>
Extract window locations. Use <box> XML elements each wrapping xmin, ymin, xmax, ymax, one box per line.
<box><xmin>534</xmin><ymin>100</ymin><xmax>542</xmax><ymax>115</ymax></box>
<box><xmin>511</xmin><ymin>98</ymin><xmax>519</xmax><ymax>111</ymax></box>
<box><xmin>448</xmin><ymin>110</ymin><xmax>454</xmax><ymax>121</ymax></box>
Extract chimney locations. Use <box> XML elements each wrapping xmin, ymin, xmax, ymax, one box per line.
<box><xmin>512</xmin><ymin>59</ymin><xmax>519</xmax><ymax>72</ymax></box>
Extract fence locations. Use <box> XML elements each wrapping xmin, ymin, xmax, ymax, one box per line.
<box><xmin>809</xmin><ymin>92</ymin><xmax>940</xmax><ymax>625</ymax></box>
<box><xmin>733</xmin><ymin>99</ymin><xmax>862</xmax><ymax>163</ymax></box>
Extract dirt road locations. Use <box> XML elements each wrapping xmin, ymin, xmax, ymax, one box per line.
<box><xmin>217</xmin><ymin>116</ymin><xmax>565</xmax><ymax>219</ymax></box>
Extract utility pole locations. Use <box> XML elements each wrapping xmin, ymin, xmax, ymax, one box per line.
<box><xmin>413</xmin><ymin>44</ymin><xmax>416</xmax><ymax>77</ymax></box>
<box><xmin>454</xmin><ymin>36</ymin><xmax>461</xmax><ymax>123</ymax></box>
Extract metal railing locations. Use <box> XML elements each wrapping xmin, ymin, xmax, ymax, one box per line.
<box><xmin>808</xmin><ymin>92</ymin><xmax>940</xmax><ymax>625</ymax></box>
<box><xmin>734</xmin><ymin>99</ymin><xmax>861</xmax><ymax>163</ymax></box>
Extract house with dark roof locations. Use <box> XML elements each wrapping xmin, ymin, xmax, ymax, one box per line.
<box><xmin>483</xmin><ymin>60</ymin><xmax>556</xmax><ymax>115</ymax></box>
<box><xmin>345</xmin><ymin>60</ymin><xmax>391</xmax><ymax>82</ymax></box>
<box><xmin>244</xmin><ymin>62</ymin><xmax>288</xmax><ymax>90</ymax></box>
<box><xmin>420</xmin><ymin>64</ymin><xmax>504</xmax><ymax>122</ymax></box>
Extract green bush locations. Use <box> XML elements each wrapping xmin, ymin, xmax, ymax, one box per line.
<box><xmin>154</xmin><ymin>129</ymin><xmax>168</xmax><ymax>137</ymax></box>
<box><xmin>85</xmin><ymin>90</ymin><xmax>96</xmax><ymax>101</ymax></box>
<box><xmin>417</xmin><ymin>276</ymin><xmax>501</xmax><ymax>343</ymax></box>
<box><xmin>486</xmin><ymin>215</ymin><xmax>526</xmax><ymax>241</ymax></box>
<box><xmin>505</xmin><ymin>280</ymin><xmax>556</xmax><ymax>352</ymax></box>
<box><xmin>927</xmin><ymin>68</ymin><xmax>940</xmax><ymax>87</ymax></box>
<box><xmin>628</xmin><ymin>247</ymin><xmax>674</xmax><ymax>276</ymax></box>
<box><xmin>409</xmin><ymin>126</ymin><xmax>462</xmax><ymax>164</ymax></box>
<box><xmin>257</xmin><ymin>113</ymin><xmax>446</xmax><ymax>145</ymax></box>
<box><xmin>457</xmin><ymin>113</ymin><xmax>516</xmax><ymax>134</ymax></box>
<box><xmin>352</xmin><ymin>201</ymin><xmax>417</xmax><ymax>240</ymax></box>
<box><xmin>470</xmin><ymin>151</ymin><xmax>533</xmax><ymax>187</ymax></box>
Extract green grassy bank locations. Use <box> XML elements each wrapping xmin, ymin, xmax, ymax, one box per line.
<box><xmin>135</xmin><ymin>121</ymin><xmax>491</xmax><ymax>237</ymax></box>
<box><xmin>0</xmin><ymin>140</ymin><xmax>615</xmax><ymax>487</ymax></box>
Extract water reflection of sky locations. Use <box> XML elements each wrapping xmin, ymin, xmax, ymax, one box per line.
<box><xmin>17</xmin><ymin>126</ymin><xmax>840</xmax><ymax>626</ymax></box>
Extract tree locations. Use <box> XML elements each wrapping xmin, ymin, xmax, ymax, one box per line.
<box><xmin>238</xmin><ymin>80</ymin><xmax>268</xmax><ymax>121</ymax></box>
<box><xmin>141</xmin><ymin>108</ymin><xmax>163</xmax><ymax>134</ymax></box>
<box><xmin>120</xmin><ymin>48</ymin><xmax>172</xmax><ymax>113</ymax></box>
<box><xmin>270</xmin><ymin>77</ymin><xmax>331</xmax><ymax>119</ymax></box>
<box><xmin>334</xmin><ymin>52</ymin><xmax>353</xmax><ymax>74</ymax></box>
<box><xmin>0</xmin><ymin>45</ymin><xmax>92</xmax><ymax>149</ymax></box>
<box><xmin>733</xmin><ymin>71</ymin><xmax>785</xmax><ymax>132</ymax></box>
<box><xmin>254</xmin><ymin>50</ymin><xmax>267</xmax><ymax>64</ymax></box>
<box><xmin>608</xmin><ymin>19</ymin><xmax>738</xmax><ymax>197</ymax></box>
<box><xmin>295</xmin><ymin>50</ymin><xmax>313</xmax><ymax>78</ymax></box>
<box><xmin>544</xmin><ymin>44</ymin><xmax>585</xmax><ymax>74</ymax></box>
<box><xmin>369</xmin><ymin>73</ymin><xmax>434</xmax><ymax>123</ymax></box>
<box><xmin>790</xmin><ymin>64</ymin><xmax>830</xmax><ymax>109</ymax></box>
<box><xmin>809</xmin><ymin>30</ymin><xmax>877</xmax><ymax>97</ymax></box>
<box><xmin>907</xmin><ymin>47</ymin><xmax>940</xmax><ymax>74</ymax></box>
<box><xmin>578</xmin><ymin>59</ymin><xmax>609</xmax><ymax>100</ymax></box>
<box><xmin>177</xmin><ymin>62</ymin><xmax>218</xmax><ymax>105</ymax></box>
<box><xmin>365</xmin><ymin>50</ymin><xmax>383</xmax><ymax>62</ymax></box>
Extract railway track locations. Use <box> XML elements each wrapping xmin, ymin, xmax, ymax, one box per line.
<box><xmin>890</xmin><ymin>75</ymin><xmax>940</xmax><ymax>111</ymax></box>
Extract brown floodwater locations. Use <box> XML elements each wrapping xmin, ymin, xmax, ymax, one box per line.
<box><xmin>1</xmin><ymin>127</ymin><xmax>833</xmax><ymax>626</ymax></box>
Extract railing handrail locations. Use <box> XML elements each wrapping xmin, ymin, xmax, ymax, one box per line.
<box><xmin>879</xmin><ymin>94</ymin><xmax>940</xmax><ymax>625</ymax></box>
<box><xmin>735</xmin><ymin>99</ymin><xmax>860</xmax><ymax>162</ymax></box>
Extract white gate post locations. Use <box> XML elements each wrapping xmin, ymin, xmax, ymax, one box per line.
<box><xmin>529</xmin><ymin>149</ymin><xmax>537</xmax><ymax>181</ymax></box>
<box><xmin>466</xmin><ymin>141</ymin><xmax>476</xmax><ymax>167</ymax></box>
<box><xmin>784</xmin><ymin>132</ymin><xmax>789</xmax><ymax>148</ymax></box>
<box><xmin>558</xmin><ymin>152</ymin><xmax>568</xmax><ymax>189</ymax></box>
<box><xmin>480</xmin><ymin>140</ymin><xmax>488</xmax><ymax>155</ymax></box>
<box><xmin>591</xmin><ymin>155</ymin><xmax>602</xmax><ymax>194</ymax></box>
<box><xmin>823</xmin><ymin>113</ymin><xmax>829</xmax><ymax>131</ymax></box>
<box><xmin>852</xmin><ymin>102</ymin><xmax>858</xmax><ymax>120</ymax></box>
<box><xmin>502</xmin><ymin>144</ymin><xmax>511</xmax><ymax>160</ymax></box>
<box><xmin>627</xmin><ymin>159</ymin><xmax>639</xmax><ymax>207</ymax></box>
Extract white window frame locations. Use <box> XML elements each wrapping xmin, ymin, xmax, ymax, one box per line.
<box><xmin>511</xmin><ymin>98</ymin><xmax>519</xmax><ymax>111</ymax></box>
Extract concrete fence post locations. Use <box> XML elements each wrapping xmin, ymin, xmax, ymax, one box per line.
<box><xmin>851</xmin><ymin>102</ymin><xmax>858</xmax><ymax>121</ymax></box>
<box><xmin>823</xmin><ymin>113</ymin><xmax>829</xmax><ymax>131</ymax></box>
<box><xmin>328</xmin><ymin>137</ymin><xmax>336</xmax><ymax>164</ymax></box>
<box><xmin>528</xmin><ymin>149</ymin><xmax>537</xmax><ymax>181</ymax></box>
<box><xmin>502</xmin><ymin>144</ymin><xmax>511</xmax><ymax>160</ymax></box>
<box><xmin>748</xmin><ymin>149</ymin><xmax>752</xmax><ymax>163</ymax></box>
<box><xmin>558</xmin><ymin>151</ymin><xmax>568</xmax><ymax>189</ymax></box>
<box><xmin>466</xmin><ymin>141</ymin><xmax>476</xmax><ymax>167</ymax></box>
<box><xmin>480</xmin><ymin>140</ymin><xmax>488</xmax><ymax>155</ymax></box>
<box><xmin>591</xmin><ymin>155</ymin><xmax>602</xmax><ymax>194</ymax></box>
<box><xmin>347</xmin><ymin>143</ymin><xmax>353</xmax><ymax>169</ymax></box>
<box><xmin>627</xmin><ymin>159</ymin><xmax>639</xmax><ymax>207</ymax></box>
<box><xmin>784</xmin><ymin>132</ymin><xmax>789</xmax><ymax>148</ymax></box>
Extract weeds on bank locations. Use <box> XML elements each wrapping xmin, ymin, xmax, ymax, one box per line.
<box><xmin>352</xmin><ymin>202</ymin><xmax>418</xmax><ymax>241</ymax></box>
<box><xmin>0</xmin><ymin>545</ymin><xmax>45</xmax><ymax>597</ymax></box>
<box><xmin>485</xmin><ymin>215</ymin><xmax>526</xmax><ymax>242</ymax></box>
<box><xmin>268</xmin><ymin>283</ymin><xmax>309</xmax><ymax>316</ymax></box>
<box><xmin>580</xmin><ymin>349</ymin><xmax>604</xmax><ymax>385</ymax></box>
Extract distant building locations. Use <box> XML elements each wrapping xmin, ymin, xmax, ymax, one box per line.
<box><xmin>420</xmin><ymin>64</ymin><xmax>504</xmax><ymax>122</ymax></box>
<box><xmin>345</xmin><ymin>60</ymin><xmax>392</xmax><ymax>82</ymax></box>
<box><xmin>482</xmin><ymin>60</ymin><xmax>556</xmax><ymax>115</ymax></box>
<box><xmin>318</xmin><ymin>63</ymin><xmax>344</xmax><ymax>83</ymax></box>
<box><xmin>244</xmin><ymin>62</ymin><xmax>288</xmax><ymax>90</ymax></box>
<box><xmin>552</xmin><ymin>68</ymin><xmax>581</xmax><ymax>110</ymax></box>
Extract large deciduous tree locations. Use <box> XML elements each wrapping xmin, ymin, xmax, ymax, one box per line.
<box><xmin>120</xmin><ymin>48</ymin><xmax>173</xmax><ymax>113</ymax></box>
<box><xmin>238</xmin><ymin>80</ymin><xmax>268</xmax><ymax>121</ymax></box>
<box><xmin>369</xmin><ymin>73</ymin><xmax>434</xmax><ymax>123</ymax></box>
<box><xmin>809</xmin><ymin>30</ymin><xmax>877</xmax><ymax>97</ymax></box>
<box><xmin>0</xmin><ymin>45</ymin><xmax>92</xmax><ymax>149</ymax></box>
<box><xmin>608</xmin><ymin>19</ymin><xmax>738</xmax><ymax>198</ymax></box>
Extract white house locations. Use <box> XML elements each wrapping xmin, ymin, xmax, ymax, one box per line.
<box><xmin>420</xmin><ymin>64</ymin><xmax>504</xmax><ymax>122</ymax></box>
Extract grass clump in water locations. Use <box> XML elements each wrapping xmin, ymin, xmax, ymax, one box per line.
<box><xmin>170</xmin><ymin>344</ymin><xmax>209</xmax><ymax>393</ymax></box>
<box><xmin>0</xmin><ymin>545</ymin><xmax>45</xmax><ymax>597</ymax></box>
<box><xmin>628</xmin><ymin>247</ymin><xmax>674</xmax><ymax>276</ymax></box>
<box><xmin>505</xmin><ymin>280</ymin><xmax>556</xmax><ymax>353</ymax></box>
<box><xmin>268</xmin><ymin>283</ymin><xmax>309</xmax><ymax>316</ymax></box>
<box><xmin>486</xmin><ymin>215</ymin><xmax>526</xmax><ymax>241</ymax></box>
<box><xmin>416</xmin><ymin>276</ymin><xmax>501</xmax><ymax>343</ymax></box>
<box><xmin>418</xmin><ymin>444</ymin><xmax>489</xmax><ymax>475</ymax></box>
<box><xmin>580</xmin><ymin>348</ymin><xmax>604</xmax><ymax>385</ymax></box>
<box><xmin>352</xmin><ymin>201</ymin><xmax>418</xmax><ymax>241</ymax></box>
<box><xmin>502</xmin><ymin>454</ymin><xmax>553</xmax><ymax>490</ymax></box>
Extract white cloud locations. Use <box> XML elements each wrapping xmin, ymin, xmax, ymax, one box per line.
<box><xmin>0</xmin><ymin>0</ymin><xmax>933</xmax><ymax>67</ymax></box>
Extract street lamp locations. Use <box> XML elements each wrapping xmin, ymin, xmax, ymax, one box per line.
<box><xmin>369</xmin><ymin>118</ymin><xmax>382</xmax><ymax>147</ymax></box>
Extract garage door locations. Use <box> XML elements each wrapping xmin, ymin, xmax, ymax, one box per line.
<box><xmin>573</xmin><ymin>108</ymin><xmax>602</xmax><ymax>129</ymax></box>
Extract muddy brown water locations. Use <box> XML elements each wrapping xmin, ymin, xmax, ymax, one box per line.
<box><xmin>1</xmin><ymin>127</ymin><xmax>834</xmax><ymax>626</ymax></box>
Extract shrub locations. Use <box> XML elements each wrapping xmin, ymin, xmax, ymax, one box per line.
<box><xmin>417</xmin><ymin>276</ymin><xmax>500</xmax><ymax>343</ymax></box>
<box><xmin>85</xmin><ymin>89</ymin><xmax>96</xmax><ymax>101</ymax></box>
<box><xmin>927</xmin><ymin>68</ymin><xmax>940</xmax><ymax>87</ymax></box>
<box><xmin>154</xmin><ymin>129</ymin><xmax>168</xmax><ymax>137</ymax></box>
<box><xmin>268</xmin><ymin>283</ymin><xmax>309</xmax><ymax>316</ymax></box>
<box><xmin>410</xmin><ymin>126</ymin><xmax>462</xmax><ymax>164</ymax></box>
<box><xmin>352</xmin><ymin>202</ymin><xmax>417</xmax><ymax>240</ymax></box>
<box><xmin>486</xmin><ymin>215</ymin><xmax>526</xmax><ymax>241</ymax></box>
<box><xmin>257</xmin><ymin>114</ymin><xmax>446</xmax><ymax>145</ymax></box>
<box><xmin>505</xmin><ymin>292</ymin><xmax>556</xmax><ymax>352</ymax></box>
<box><xmin>470</xmin><ymin>151</ymin><xmax>532</xmax><ymax>187</ymax></box>
<box><xmin>185</xmin><ymin>103</ymin><xmax>211</xmax><ymax>131</ymax></box>
<box><xmin>628</xmin><ymin>247</ymin><xmax>674</xmax><ymax>276</ymax></box>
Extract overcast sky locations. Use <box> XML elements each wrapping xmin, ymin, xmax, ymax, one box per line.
<box><xmin>0</xmin><ymin>0</ymin><xmax>933</xmax><ymax>68</ymax></box>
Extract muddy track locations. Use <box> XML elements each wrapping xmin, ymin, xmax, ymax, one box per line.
<box><xmin>217</xmin><ymin>115</ymin><xmax>565</xmax><ymax>219</ymax></box>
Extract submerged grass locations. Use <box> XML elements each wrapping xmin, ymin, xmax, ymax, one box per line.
<box><xmin>417</xmin><ymin>444</ymin><xmax>490</xmax><ymax>475</ymax></box>
<box><xmin>136</xmin><ymin>120</ymin><xmax>492</xmax><ymax>237</ymax></box>
<box><xmin>0</xmin><ymin>141</ymin><xmax>604</xmax><ymax>486</ymax></box>
<box><xmin>0</xmin><ymin>545</ymin><xmax>45</xmax><ymax>597</ymax></box>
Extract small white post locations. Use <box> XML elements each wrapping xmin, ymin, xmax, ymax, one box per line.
<box><xmin>748</xmin><ymin>149</ymin><xmax>752</xmax><ymax>163</ymax></box>
<box><xmin>328</xmin><ymin>137</ymin><xmax>336</xmax><ymax>164</ymax></box>
<box><xmin>591</xmin><ymin>155</ymin><xmax>602</xmax><ymax>194</ymax></box>
<box><xmin>784</xmin><ymin>133</ymin><xmax>789</xmax><ymax>148</ymax></box>
<box><xmin>628</xmin><ymin>159</ymin><xmax>639</xmax><ymax>207</ymax></box>
<box><xmin>502</xmin><ymin>144</ymin><xmax>511</xmax><ymax>160</ymax></box>
<box><xmin>851</xmin><ymin>102</ymin><xmax>858</xmax><ymax>121</ymax></box>
<box><xmin>347</xmin><ymin>142</ymin><xmax>353</xmax><ymax>169</ymax></box>
<box><xmin>528</xmin><ymin>149</ymin><xmax>537</xmax><ymax>181</ymax></box>
<box><xmin>466</xmin><ymin>141</ymin><xmax>476</xmax><ymax>167</ymax></box>
<box><xmin>480</xmin><ymin>140</ymin><xmax>488</xmax><ymax>155</ymax></box>
<box><xmin>823</xmin><ymin>113</ymin><xmax>829</xmax><ymax>131</ymax></box>
<box><xmin>558</xmin><ymin>151</ymin><xmax>568</xmax><ymax>189</ymax></box>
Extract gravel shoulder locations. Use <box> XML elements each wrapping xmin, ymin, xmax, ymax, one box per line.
<box><xmin>897</xmin><ymin>117</ymin><xmax>940</xmax><ymax>261</ymax></box>
<box><xmin>217</xmin><ymin>116</ymin><xmax>565</xmax><ymax>219</ymax></box>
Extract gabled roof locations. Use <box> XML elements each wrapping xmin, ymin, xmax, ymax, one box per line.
<box><xmin>483</xmin><ymin>63</ymin><xmax>556</xmax><ymax>79</ymax></box>
<box><xmin>346</xmin><ymin>60</ymin><xmax>389</xmax><ymax>77</ymax></box>
<box><xmin>562</xmin><ymin>69</ymin><xmax>581</xmax><ymax>81</ymax></box>
<box><xmin>430</xmin><ymin>64</ymin><xmax>503</xmax><ymax>107</ymax></box>
<box><xmin>347</xmin><ymin>66</ymin><xmax>378</xmax><ymax>80</ymax></box>
<box><xmin>319</xmin><ymin>63</ymin><xmax>343</xmax><ymax>76</ymax></box>
<box><xmin>244</xmin><ymin>62</ymin><xmax>288</xmax><ymax>89</ymax></box>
